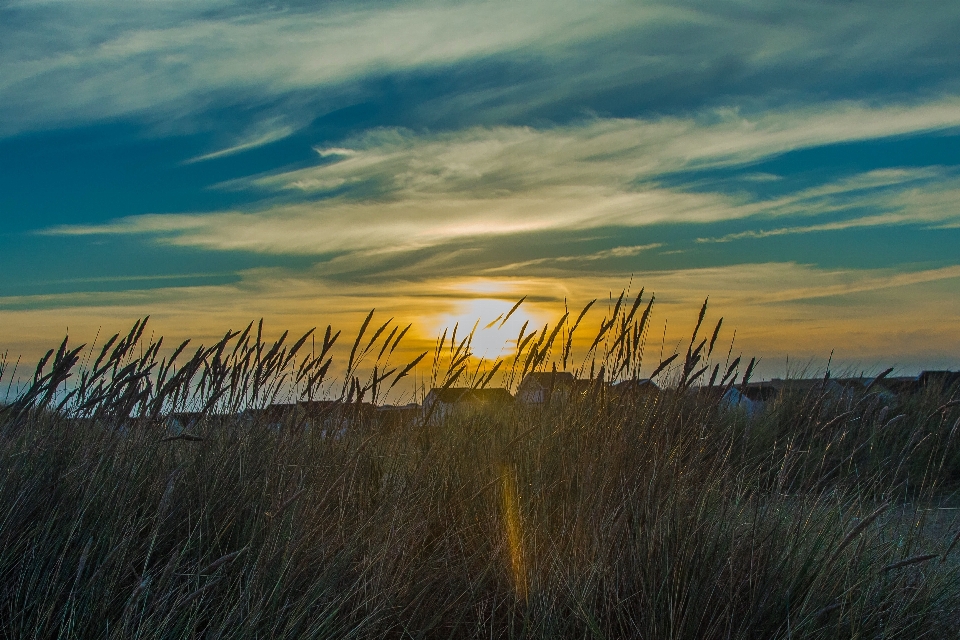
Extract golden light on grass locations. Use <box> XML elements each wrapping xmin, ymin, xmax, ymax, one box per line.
<box><xmin>500</xmin><ymin>463</ymin><xmax>528</xmax><ymax>601</ymax></box>
<box><xmin>3</xmin><ymin>285</ymin><xmax>960</xmax><ymax>636</ymax></box>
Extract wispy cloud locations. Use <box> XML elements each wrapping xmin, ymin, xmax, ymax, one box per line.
<box><xmin>185</xmin><ymin>121</ymin><xmax>295</xmax><ymax>163</ymax></box>
<box><xmin>486</xmin><ymin>244</ymin><xmax>663</xmax><ymax>272</ymax></box>
<box><xmin>3</xmin><ymin>0</ymin><xmax>960</xmax><ymax>135</ymax></box>
<box><xmin>247</xmin><ymin>105</ymin><xmax>960</xmax><ymax>198</ymax></box>
<box><xmin>43</xmin><ymin>103</ymin><xmax>960</xmax><ymax>265</ymax></box>
<box><xmin>0</xmin><ymin>0</ymin><xmax>662</xmax><ymax>133</ymax></box>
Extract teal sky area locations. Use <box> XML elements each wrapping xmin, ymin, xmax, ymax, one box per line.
<box><xmin>2</xmin><ymin>0</ymin><xmax>960</xmax><ymax>377</ymax></box>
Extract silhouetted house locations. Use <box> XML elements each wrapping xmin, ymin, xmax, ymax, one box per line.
<box><xmin>297</xmin><ymin>399</ymin><xmax>341</xmax><ymax>414</ymax></box>
<box><xmin>611</xmin><ymin>378</ymin><xmax>660</xmax><ymax>399</ymax></box>
<box><xmin>694</xmin><ymin>386</ymin><xmax>763</xmax><ymax>415</ymax></box>
<box><xmin>516</xmin><ymin>372</ymin><xmax>576</xmax><ymax>404</ymax></box>
<box><xmin>738</xmin><ymin>382</ymin><xmax>781</xmax><ymax>403</ymax></box>
<box><xmin>881</xmin><ymin>376</ymin><xmax>922</xmax><ymax>395</ymax></box>
<box><xmin>846</xmin><ymin>371</ymin><xmax>959</xmax><ymax>396</ymax></box>
<box><xmin>828</xmin><ymin>377</ymin><xmax>910</xmax><ymax>402</ymax></box>
<box><xmin>423</xmin><ymin>387</ymin><xmax>515</xmax><ymax>421</ymax></box>
<box><xmin>740</xmin><ymin>378</ymin><xmax>847</xmax><ymax>401</ymax></box>
<box><xmin>919</xmin><ymin>370</ymin><xmax>960</xmax><ymax>391</ymax></box>
<box><xmin>739</xmin><ymin>372</ymin><xmax>952</xmax><ymax>402</ymax></box>
<box><xmin>376</xmin><ymin>403</ymin><xmax>421</xmax><ymax>429</ymax></box>
<box><xmin>297</xmin><ymin>399</ymin><xmax>342</xmax><ymax>425</ymax></box>
<box><xmin>240</xmin><ymin>403</ymin><xmax>296</xmax><ymax>428</ymax></box>
<box><xmin>165</xmin><ymin>411</ymin><xmax>203</xmax><ymax>434</ymax></box>
<box><xmin>722</xmin><ymin>387</ymin><xmax>762</xmax><ymax>415</ymax></box>
<box><xmin>297</xmin><ymin>399</ymin><xmax>379</xmax><ymax>435</ymax></box>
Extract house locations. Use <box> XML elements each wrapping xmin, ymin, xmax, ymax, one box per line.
<box><xmin>297</xmin><ymin>399</ymin><xmax>343</xmax><ymax>424</ymax></box>
<box><xmin>240</xmin><ymin>403</ymin><xmax>296</xmax><ymax>428</ymax></box>
<box><xmin>739</xmin><ymin>382</ymin><xmax>781</xmax><ymax>403</ymax></box>
<box><xmin>919</xmin><ymin>370</ymin><xmax>960</xmax><ymax>391</ymax></box>
<box><xmin>881</xmin><ymin>376</ymin><xmax>923</xmax><ymax>395</ymax></box>
<box><xmin>376</xmin><ymin>403</ymin><xmax>421</xmax><ymax>429</ymax></box>
<box><xmin>423</xmin><ymin>387</ymin><xmax>515</xmax><ymax>421</ymax></box>
<box><xmin>721</xmin><ymin>387</ymin><xmax>762</xmax><ymax>415</ymax></box>
<box><xmin>611</xmin><ymin>378</ymin><xmax>660</xmax><ymax>399</ymax></box>
<box><xmin>739</xmin><ymin>378</ymin><xmax>846</xmax><ymax>401</ymax></box>
<box><xmin>297</xmin><ymin>399</ymin><xmax>380</xmax><ymax>435</ymax></box>
<box><xmin>516</xmin><ymin>372</ymin><xmax>576</xmax><ymax>404</ymax></box>
<box><xmin>843</xmin><ymin>371</ymin><xmax>958</xmax><ymax>395</ymax></box>
<box><xmin>165</xmin><ymin>411</ymin><xmax>203</xmax><ymax>434</ymax></box>
<box><xmin>690</xmin><ymin>385</ymin><xmax>763</xmax><ymax>415</ymax></box>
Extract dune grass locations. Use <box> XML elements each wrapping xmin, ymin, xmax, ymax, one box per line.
<box><xmin>1</xmin><ymin>292</ymin><xmax>959</xmax><ymax>638</ymax></box>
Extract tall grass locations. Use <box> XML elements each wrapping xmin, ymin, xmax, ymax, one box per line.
<box><xmin>1</xmin><ymin>291</ymin><xmax>959</xmax><ymax>638</ymax></box>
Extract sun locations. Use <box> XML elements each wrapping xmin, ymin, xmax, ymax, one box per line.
<box><xmin>430</xmin><ymin>298</ymin><xmax>546</xmax><ymax>361</ymax></box>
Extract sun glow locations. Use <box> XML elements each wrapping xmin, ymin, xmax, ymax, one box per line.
<box><xmin>429</xmin><ymin>297</ymin><xmax>549</xmax><ymax>361</ymax></box>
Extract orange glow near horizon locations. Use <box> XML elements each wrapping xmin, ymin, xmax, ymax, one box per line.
<box><xmin>2</xmin><ymin>267</ymin><xmax>960</xmax><ymax>402</ymax></box>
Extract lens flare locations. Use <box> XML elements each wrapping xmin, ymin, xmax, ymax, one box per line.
<box><xmin>501</xmin><ymin>464</ymin><xmax>528</xmax><ymax>600</ymax></box>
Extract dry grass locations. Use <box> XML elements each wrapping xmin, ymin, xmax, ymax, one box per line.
<box><xmin>1</xmin><ymin>292</ymin><xmax>959</xmax><ymax>638</ymax></box>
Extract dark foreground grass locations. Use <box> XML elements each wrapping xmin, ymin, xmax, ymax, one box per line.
<box><xmin>1</xmin><ymin>296</ymin><xmax>959</xmax><ymax>638</ymax></box>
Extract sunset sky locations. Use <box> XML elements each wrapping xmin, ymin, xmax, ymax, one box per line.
<box><xmin>2</xmin><ymin>0</ymin><xmax>960</xmax><ymax>380</ymax></box>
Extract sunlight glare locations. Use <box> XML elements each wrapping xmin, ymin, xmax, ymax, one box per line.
<box><xmin>431</xmin><ymin>298</ymin><xmax>545</xmax><ymax>361</ymax></box>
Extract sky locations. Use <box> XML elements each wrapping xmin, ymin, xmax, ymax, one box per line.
<box><xmin>2</xmin><ymin>0</ymin><xmax>960</xmax><ymax>382</ymax></box>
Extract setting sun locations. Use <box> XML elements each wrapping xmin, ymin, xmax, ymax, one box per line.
<box><xmin>429</xmin><ymin>297</ymin><xmax>549</xmax><ymax>361</ymax></box>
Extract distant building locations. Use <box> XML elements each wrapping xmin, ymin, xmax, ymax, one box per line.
<box><xmin>376</xmin><ymin>403</ymin><xmax>421</xmax><ymax>429</ymax></box>
<box><xmin>165</xmin><ymin>411</ymin><xmax>203</xmax><ymax>434</ymax></box>
<box><xmin>735</xmin><ymin>371</ymin><xmax>960</xmax><ymax>402</ymax></box>
<box><xmin>919</xmin><ymin>371</ymin><xmax>960</xmax><ymax>390</ymax></box>
<box><xmin>423</xmin><ymin>387</ymin><xmax>515</xmax><ymax>421</ymax></box>
<box><xmin>610</xmin><ymin>378</ymin><xmax>660</xmax><ymax>399</ymax></box>
<box><xmin>240</xmin><ymin>403</ymin><xmax>296</xmax><ymax>428</ymax></box>
<box><xmin>690</xmin><ymin>385</ymin><xmax>763</xmax><ymax>415</ymax></box>
<box><xmin>881</xmin><ymin>377</ymin><xmax>924</xmax><ymax>395</ymax></box>
<box><xmin>739</xmin><ymin>378</ymin><xmax>844</xmax><ymax>402</ymax></box>
<box><xmin>516</xmin><ymin>372</ymin><xmax>576</xmax><ymax>404</ymax></box>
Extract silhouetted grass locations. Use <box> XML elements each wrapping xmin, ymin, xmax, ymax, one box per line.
<box><xmin>1</xmin><ymin>291</ymin><xmax>959</xmax><ymax>638</ymax></box>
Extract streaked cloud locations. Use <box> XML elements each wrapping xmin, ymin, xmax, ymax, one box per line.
<box><xmin>256</xmin><ymin>104</ymin><xmax>960</xmax><ymax>197</ymax></box>
<box><xmin>185</xmin><ymin>120</ymin><xmax>296</xmax><ymax>163</ymax></box>
<box><xmin>3</xmin><ymin>0</ymin><xmax>960</xmax><ymax>136</ymax></box>
<box><xmin>43</xmin><ymin>103</ymin><xmax>960</xmax><ymax>266</ymax></box>
<box><xmin>486</xmin><ymin>244</ymin><xmax>664</xmax><ymax>273</ymax></box>
<box><xmin>0</xmin><ymin>0</ymin><xmax>663</xmax><ymax>133</ymax></box>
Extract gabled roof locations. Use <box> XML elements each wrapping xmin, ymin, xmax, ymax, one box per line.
<box><xmin>612</xmin><ymin>378</ymin><xmax>659</xmax><ymax>390</ymax></box>
<box><xmin>470</xmin><ymin>388</ymin><xmax>515</xmax><ymax>404</ymax></box>
<box><xmin>919</xmin><ymin>370</ymin><xmax>960</xmax><ymax>388</ymax></box>
<box><xmin>295</xmin><ymin>399</ymin><xmax>339</xmax><ymax>416</ymax></box>
<box><xmin>241</xmin><ymin>404</ymin><xmax>296</xmax><ymax>421</ymax></box>
<box><xmin>425</xmin><ymin>387</ymin><xmax>474</xmax><ymax>403</ymax></box>
<box><xmin>166</xmin><ymin>411</ymin><xmax>203</xmax><ymax>421</ymax></box>
<box><xmin>426</xmin><ymin>387</ymin><xmax>514</xmax><ymax>405</ymax></box>
<box><xmin>517</xmin><ymin>372</ymin><xmax>576</xmax><ymax>390</ymax></box>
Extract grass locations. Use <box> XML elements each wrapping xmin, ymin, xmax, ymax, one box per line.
<box><xmin>1</xmin><ymin>291</ymin><xmax>959</xmax><ymax>638</ymax></box>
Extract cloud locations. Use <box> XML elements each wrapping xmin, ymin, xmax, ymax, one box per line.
<box><xmin>0</xmin><ymin>0</ymin><xmax>661</xmax><ymax>134</ymax></box>
<box><xmin>43</xmin><ymin>102</ymin><xmax>960</xmax><ymax>266</ymax></box>
<box><xmin>8</xmin><ymin>1</ymin><xmax>960</xmax><ymax>379</ymax></box>
<box><xmin>694</xmin><ymin>170</ymin><xmax>960</xmax><ymax>242</ymax></box>
<box><xmin>185</xmin><ymin>120</ymin><xmax>295</xmax><ymax>163</ymax></box>
<box><xmin>41</xmin><ymin>188</ymin><xmax>751</xmax><ymax>256</ymax></box>
<box><xmin>3</xmin><ymin>0</ymin><xmax>960</xmax><ymax>135</ymax></box>
<box><xmin>485</xmin><ymin>244</ymin><xmax>663</xmax><ymax>272</ymax></box>
<box><xmin>237</xmin><ymin>106</ymin><xmax>960</xmax><ymax>204</ymax></box>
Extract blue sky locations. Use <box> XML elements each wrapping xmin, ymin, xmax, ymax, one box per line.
<box><xmin>2</xmin><ymin>0</ymin><xmax>960</xmax><ymax>375</ymax></box>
